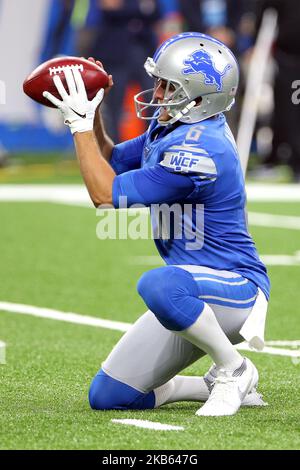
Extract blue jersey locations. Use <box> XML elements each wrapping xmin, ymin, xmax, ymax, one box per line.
<box><xmin>111</xmin><ymin>114</ymin><xmax>270</xmax><ymax>299</ymax></box>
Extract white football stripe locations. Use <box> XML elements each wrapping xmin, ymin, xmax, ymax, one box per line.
<box><xmin>111</xmin><ymin>419</ymin><xmax>184</xmax><ymax>431</ymax></box>
<box><xmin>0</xmin><ymin>300</ymin><xmax>299</xmax><ymax>358</ymax></box>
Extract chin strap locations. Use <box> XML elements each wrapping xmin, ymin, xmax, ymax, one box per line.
<box><xmin>159</xmin><ymin>100</ymin><xmax>196</xmax><ymax>126</ymax></box>
<box><xmin>226</xmin><ymin>98</ymin><xmax>235</xmax><ymax>111</ymax></box>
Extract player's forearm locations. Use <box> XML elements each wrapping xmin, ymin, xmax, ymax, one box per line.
<box><xmin>74</xmin><ymin>131</ymin><xmax>116</xmax><ymax>207</ymax></box>
<box><xmin>93</xmin><ymin>108</ymin><xmax>114</xmax><ymax>162</ymax></box>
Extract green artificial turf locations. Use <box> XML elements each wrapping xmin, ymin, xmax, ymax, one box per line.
<box><xmin>0</xmin><ymin>201</ymin><xmax>300</xmax><ymax>449</ymax></box>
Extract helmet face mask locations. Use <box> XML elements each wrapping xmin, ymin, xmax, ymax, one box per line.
<box><xmin>134</xmin><ymin>72</ymin><xmax>190</xmax><ymax>125</ymax></box>
<box><xmin>134</xmin><ymin>32</ymin><xmax>239</xmax><ymax>126</ymax></box>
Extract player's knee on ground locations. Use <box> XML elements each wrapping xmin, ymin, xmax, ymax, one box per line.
<box><xmin>137</xmin><ymin>266</ymin><xmax>204</xmax><ymax>331</ymax></box>
<box><xmin>88</xmin><ymin>369</ymin><xmax>155</xmax><ymax>410</ymax></box>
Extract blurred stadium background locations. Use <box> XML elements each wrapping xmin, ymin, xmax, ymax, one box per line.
<box><xmin>0</xmin><ymin>0</ymin><xmax>300</xmax><ymax>181</ymax></box>
<box><xmin>0</xmin><ymin>0</ymin><xmax>300</xmax><ymax>450</ymax></box>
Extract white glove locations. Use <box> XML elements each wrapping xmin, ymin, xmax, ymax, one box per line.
<box><xmin>43</xmin><ymin>67</ymin><xmax>104</xmax><ymax>134</ymax></box>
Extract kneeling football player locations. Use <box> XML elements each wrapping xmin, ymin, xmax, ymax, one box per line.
<box><xmin>44</xmin><ymin>32</ymin><xmax>270</xmax><ymax>416</ymax></box>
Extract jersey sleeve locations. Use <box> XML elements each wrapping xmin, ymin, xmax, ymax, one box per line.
<box><xmin>112</xmin><ymin>122</ymin><xmax>224</xmax><ymax>207</ymax></box>
<box><xmin>159</xmin><ymin>144</ymin><xmax>218</xmax><ymax>179</ymax></box>
<box><xmin>157</xmin><ymin>124</ymin><xmax>220</xmax><ymax>202</ymax></box>
<box><xmin>109</xmin><ymin>133</ymin><xmax>146</xmax><ymax>175</ymax></box>
<box><xmin>112</xmin><ymin>164</ymin><xmax>195</xmax><ymax>208</ymax></box>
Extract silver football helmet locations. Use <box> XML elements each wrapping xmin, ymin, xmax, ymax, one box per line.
<box><xmin>134</xmin><ymin>32</ymin><xmax>239</xmax><ymax>126</ymax></box>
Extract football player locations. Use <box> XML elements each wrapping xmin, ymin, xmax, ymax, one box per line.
<box><xmin>44</xmin><ymin>32</ymin><xmax>270</xmax><ymax>416</ymax></box>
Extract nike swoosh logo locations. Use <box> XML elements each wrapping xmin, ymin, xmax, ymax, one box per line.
<box><xmin>70</xmin><ymin>108</ymin><xmax>87</xmax><ymax>119</ymax></box>
<box><xmin>238</xmin><ymin>381</ymin><xmax>251</xmax><ymax>399</ymax></box>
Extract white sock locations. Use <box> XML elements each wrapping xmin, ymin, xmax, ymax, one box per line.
<box><xmin>154</xmin><ymin>375</ymin><xmax>210</xmax><ymax>408</ymax></box>
<box><xmin>179</xmin><ymin>303</ymin><xmax>243</xmax><ymax>370</ymax></box>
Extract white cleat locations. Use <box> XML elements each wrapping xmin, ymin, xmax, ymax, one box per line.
<box><xmin>197</xmin><ymin>358</ymin><xmax>259</xmax><ymax>417</ymax></box>
<box><xmin>242</xmin><ymin>389</ymin><xmax>268</xmax><ymax>407</ymax></box>
<box><xmin>203</xmin><ymin>362</ymin><xmax>267</xmax><ymax>407</ymax></box>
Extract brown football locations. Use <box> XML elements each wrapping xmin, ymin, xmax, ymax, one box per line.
<box><xmin>23</xmin><ymin>56</ymin><xmax>109</xmax><ymax>107</ymax></box>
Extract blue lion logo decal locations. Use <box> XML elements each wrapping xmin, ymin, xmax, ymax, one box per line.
<box><xmin>182</xmin><ymin>50</ymin><xmax>232</xmax><ymax>91</ymax></box>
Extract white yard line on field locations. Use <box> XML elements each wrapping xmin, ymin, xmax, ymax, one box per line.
<box><xmin>111</xmin><ymin>419</ymin><xmax>184</xmax><ymax>431</ymax></box>
<box><xmin>0</xmin><ymin>340</ymin><xmax>6</xmax><ymax>364</ymax></box>
<box><xmin>248</xmin><ymin>212</ymin><xmax>300</xmax><ymax>230</ymax></box>
<box><xmin>260</xmin><ymin>254</ymin><xmax>300</xmax><ymax>266</ymax></box>
<box><xmin>0</xmin><ymin>301</ymin><xmax>130</xmax><ymax>332</ymax></box>
<box><xmin>1</xmin><ymin>183</ymin><xmax>300</xmax><ymax>203</ymax></box>
<box><xmin>2</xmin><ymin>184</ymin><xmax>300</xmax><ymax>229</ymax></box>
<box><xmin>246</xmin><ymin>184</ymin><xmax>300</xmax><ymax>201</ymax></box>
<box><xmin>265</xmin><ymin>340</ymin><xmax>300</xmax><ymax>347</ymax></box>
<box><xmin>237</xmin><ymin>342</ymin><xmax>300</xmax><ymax>358</ymax></box>
<box><xmin>0</xmin><ymin>300</ymin><xmax>299</xmax><ymax>359</ymax></box>
<box><xmin>0</xmin><ymin>184</ymin><xmax>92</xmax><ymax>207</ymax></box>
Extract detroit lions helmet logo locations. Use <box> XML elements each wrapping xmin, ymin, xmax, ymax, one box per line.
<box><xmin>182</xmin><ymin>50</ymin><xmax>232</xmax><ymax>92</ymax></box>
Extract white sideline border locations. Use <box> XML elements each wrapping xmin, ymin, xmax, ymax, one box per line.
<box><xmin>0</xmin><ymin>301</ymin><xmax>299</xmax><ymax>359</ymax></box>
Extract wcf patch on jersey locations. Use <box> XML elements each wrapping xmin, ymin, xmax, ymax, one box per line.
<box><xmin>160</xmin><ymin>146</ymin><xmax>217</xmax><ymax>175</ymax></box>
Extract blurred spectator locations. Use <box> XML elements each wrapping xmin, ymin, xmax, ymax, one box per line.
<box><xmin>177</xmin><ymin>0</ymin><xmax>255</xmax><ymax>51</ymax></box>
<box><xmin>155</xmin><ymin>0</ymin><xmax>183</xmax><ymax>43</ymax></box>
<box><xmin>81</xmin><ymin>0</ymin><xmax>181</xmax><ymax>143</ymax></box>
<box><xmin>177</xmin><ymin>1</ymin><xmax>257</xmax><ymax>135</ymax></box>
<box><xmin>0</xmin><ymin>142</ymin><xmax>7</xmax><ymax>167</ymax></box>
<box><xmin>75</xmin><ymin>0</ymin><xmax>102</xmax><ymax>57</ymax></box>
<box><xmin>40</xmin><ymin>0</ymin><xmax>76</xmax><ymax>62</ymax></box>
<box><xmin>256</xmin><ymin>0</ymin><xmax>300</xmax><ymax>182</ymax></box>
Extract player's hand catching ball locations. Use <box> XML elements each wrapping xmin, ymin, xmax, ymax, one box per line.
<box><xmin>43</xmin><ymin>67</ymin><xmax>105</xmax><ymax>134</ymax></box>
<box><xmin>87</xmin><ymin>57</ymin><xmax>114</xmax><ymax>96</ymax></box>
